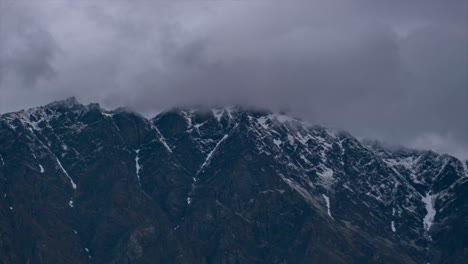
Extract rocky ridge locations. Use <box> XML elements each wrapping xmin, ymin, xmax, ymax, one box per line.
<box><xmin>0</xmin><ymin>98</ymin><xmax>466</xmax><ymax>263</ymax></box>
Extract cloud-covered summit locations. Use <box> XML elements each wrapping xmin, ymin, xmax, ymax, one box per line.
<box><xmin>0</xmin><ymin>0</ymin><xmax>467</xmax><ymax>158</ymax></box>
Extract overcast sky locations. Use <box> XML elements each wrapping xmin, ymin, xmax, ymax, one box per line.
<box><xmin>0</xmin><ymin>0</ymin><xmax>467</xmax><ymax>159</ymax></box>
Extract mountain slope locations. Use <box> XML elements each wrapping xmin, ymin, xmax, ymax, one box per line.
<box><xmin>0</xmin><ymin>98</ymin><xmax>466</xmax><ymax>263</ymax></box>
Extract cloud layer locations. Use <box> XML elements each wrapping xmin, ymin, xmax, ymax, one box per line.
<box><xmin>0</xmin><ymin>0</ymin><xmax>467</xmax><ymax>158</ymax></box>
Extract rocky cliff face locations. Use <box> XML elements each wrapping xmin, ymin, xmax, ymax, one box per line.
<box><xmin>0</xmin><ymin>98</ymin><xmax>467</xmax><ymax>264</ymax></box>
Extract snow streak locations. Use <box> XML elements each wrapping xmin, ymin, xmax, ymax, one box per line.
<box><xmin>135</xmin><ymin>149</ymin><xmax>142</xmax><ymax>186</ymax></box>
<box><xmin>322</xmin><ymin>194</ymin><xmax>334</xmax><ymax>219</ymax></box>
<box><xmin>197</xmin><ymin>134</ymin><xmax>229</xmax><ymax>175</ymax></box>
<box><xmin>187</xmin><ymin>134</ymin><xmax>229</xmax><ymax>205</ymax></box>
<box><xmin>55</xmin><ymin>157</ymin><xmax>77</xmax><ymax>189</ymax></box>
<box><xmin>151</xmin><ymin>124</ymin><xmax>173</xmax><ymax>153</ymax></box>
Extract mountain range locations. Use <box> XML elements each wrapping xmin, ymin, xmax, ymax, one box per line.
<box><xmin>0</xmin><ymin>97</ymin><xmax>467</xmax><ymax>263</ymax></box>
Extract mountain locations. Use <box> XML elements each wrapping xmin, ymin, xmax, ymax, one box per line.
<box><xmin>0</xmin><ymin>98</ymin><xmax>467</xmax><ymax>264</ymax></box>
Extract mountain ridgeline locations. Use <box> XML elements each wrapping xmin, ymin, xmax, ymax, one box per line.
<box><xmin>0</xmin><ymin>98</ymin><xmax>467</xmax><ymax>264</ymax></box>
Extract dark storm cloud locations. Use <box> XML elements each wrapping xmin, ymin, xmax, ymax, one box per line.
<box><xmin>0</xmin><ymin>0</ymin><xmax>467</xmax><ymax>158</ymax></box>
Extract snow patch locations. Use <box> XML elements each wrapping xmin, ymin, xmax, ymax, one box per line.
<box><xmin>322</xmin><ymin>194</ymin><xmax>334</xmax><ymax>219</ymax></box>
<box><xmin>295</xmin><ymin>132</ymin><xmax>310</xmax><ymax>145</ymax></box>
<box><xmin>225</xmin><ymin>106</ymin><xmax>235</xmax><ymax>120</ymax></box>
<box><xmin>314</xmin><ymin>136</ymin><xmax>333</xmax><ymax>149</ymax></box>
<box><xmin>384</xmin><ymin>157</ymin><xmax>423</xmax><ymax>185</ymax></box>
<box><xmin>69</xmin><ymin>199</ymin><xmax>74</xmax><ymax>208</ymax></box>
<box><xmin>300</xmin><ymin>154</ymin><xmax>311</xmax><ymax>165</ymax></box>
<box><xmin>187</xmin><ymin>177</ymin><xmax>198</xmax><ymax>205</ymax></box>
<box><xmin>193</xmin><ymin>122</ymin><xmax>206</xmax><ymax>129</ymax></box>
<box><xmin>212</xmin><ymin>109</ymin><xmax>224</xmax><ymax>122</ymax></box>
<box><xmin>273</xmin><ymin>139</ymin><xmax>282</xmax><ymax>149</ymax></box>
<box><xmin>399</xmin><ymin>156</ymin><xmax>418</xmax><ymax>170</ymax></box>
<box><xmin>39</xmin><ymin>164</ymin><xmax>45</xmax><ymax>173</ymax></box>
<box><xmin>0</xmin><ymin>154</ymin><xmax>4</xmax><ymax>166</ymax></box>
<box><xmin>317</xmin><ymin>167</ymin><xmax>334</xmax><ymax>188</ymax></box>
<box><xmin>257</xmin><ymin>116</ymin><xmax>269</xmax><ymax>129</ymax></box>
<box><xmin>181</xmin><ymin>110</ymin><xmax>193</xmax><ymax>127</ymax></box>
<box><xmin>422</xmin><ymin>192</ymin><xmax>436</xmax><ymax>232</ymax></box>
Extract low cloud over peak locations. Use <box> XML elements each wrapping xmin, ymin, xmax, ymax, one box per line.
<box><xmin>1</xmin><ymin>0</ymin><xmax>467</xmax><ymax>159</ymax></box>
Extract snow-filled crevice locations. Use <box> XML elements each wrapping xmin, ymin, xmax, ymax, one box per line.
<box><xmin>84</xmin><ymin>247</ymin><xmax>91</xmax><ymax>259</ymax></box>
<box><xmin>151</xmin><ymin>123</ymin><xmax>173</xmax><ymax>153</ymax></box>
<box><xmin>391</xmin><ymin>207</ymin><xmax>396</xmax><ymax>232</ymax></box>
<box><xmin>322</xmin><ymin>194</ymin><xmax>334</xmax><ymax>219</ymax></box>
<box><xmin>135</xmin><ymin>149</ymin><xmax>142</xmax><ymax>186</ymax></box>
<box><xmin>187</xmin><ymin>134</ymin><xmax>229</xmax><ymax>205</ymax></box>
<box><xmin>0</xmin><ymin>154</ymin><xmax>4</xmax><ymax>167</ymax></box>
<box><xmin>197</xmin><ymin>134</ymin><xmax>229</xmax><ymax>175</ymax></box>
<box><xmin>53</xmin><ymin>155</ymin><xmax>77</xmax><ymax>209</ymax></box>
<box><xmin>55</xmin><ymin>157</ymin><xmax>77</xmax><ymax>190</ymax></box>
<box><xmin>32</xmin><ymin>152</ymin><xmax>45</xmax><ymax>173</ymax></box>
<box><xmin>186</xmin><ymin>177</ymin><xmax>197</xmax><ymax>205</ymax></box>
<box><xmin>27</xmin><ymin>120</ymin><xmax>77</xmax><ymax>190</ymax></box>
<box><xmin>25</xmin><ymin>128</ymin><xmax>77</xmax><ymax>209</ymax></box>
<box><xmin>71</xmin><ymin>228</ymin><xmax>91</xmax><ymax>259</ymax></box>
<box><xmin>422</xmin><ymin>192</ymin><xmax>436</xmax><ymax>232</ymax></box>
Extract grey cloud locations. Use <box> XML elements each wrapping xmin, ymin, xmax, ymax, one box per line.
<box><xmin>0</xmin><ymin>1</ymin><xmax>56</xmax><ymax>89</ymax></box>
<box><xmin>0</xmin><ymin>0</ymin><xmax>467</xmax><ymax>159</ymax></box>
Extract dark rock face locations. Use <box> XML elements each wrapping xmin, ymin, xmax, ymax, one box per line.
<box><xmin>0</xmin><ymin>98</ymin><xmax>466</xmax><ymax>264</ymax></box>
